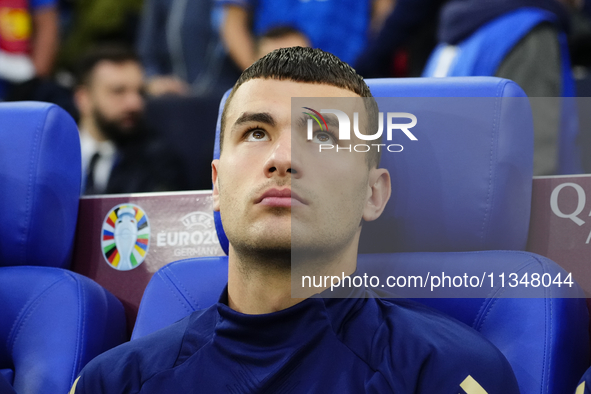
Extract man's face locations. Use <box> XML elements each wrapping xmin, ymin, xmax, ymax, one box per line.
<box><xmin>84</xmin><ymin>60</ymin><xmax>145</xmax><ymax>143</ymax></box>
<box><xmin>212</xmin><ymin>79</ymin><xmax>385</xmax><ymax>262</ymax></box>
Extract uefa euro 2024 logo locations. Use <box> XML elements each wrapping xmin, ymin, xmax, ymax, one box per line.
<box><xmin>101</xmin><ymin>204</ymin><xmax>150</xmax><ymax>271</ymax></box>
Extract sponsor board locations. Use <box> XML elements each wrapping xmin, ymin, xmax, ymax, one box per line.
<box><xmin>71</xmin><ymin>191</ymin><xmax>224</xmax><ymax>331</ymax></box>
<box><xmin>69</xmin><ymin>176</ymin><xmax>591</xmax><ymax>330</ymax></box>
<box><xmin>527</xmin><ymin>174</ymin><xmax>591</xmax><ymax>296</ymax></box>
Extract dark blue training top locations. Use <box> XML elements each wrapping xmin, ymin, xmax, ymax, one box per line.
<box><xmin>73</xmin><ymin>287</ymin><xmax>519</xmax><ymax>393</ymax></box>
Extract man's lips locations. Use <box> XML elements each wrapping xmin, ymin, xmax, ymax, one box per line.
<box><xmin>256</xmin><ymin>188</ymin><xmax>307</xmax><ymax>207</ymax></box>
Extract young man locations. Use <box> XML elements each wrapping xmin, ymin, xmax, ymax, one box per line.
<box><xmin>70</xmin><ymin>47</ymin><xmax>519</xmax><ymax>393</ymax></box>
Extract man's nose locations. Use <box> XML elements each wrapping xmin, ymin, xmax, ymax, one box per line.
<box><xmin>124</xmin><ymin>90</ymin><xmax>144</xmax><ymax>112</ymax></box>
<box><xmin>264</xmin><ymin>131</ymin><xmax>299</xmax><ymax>177</ymax></box>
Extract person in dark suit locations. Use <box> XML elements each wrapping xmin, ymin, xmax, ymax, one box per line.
<box><xmin>74</xmin><ymin>45</ymin><xmax>188</xmax><ymax>195</ymax></box>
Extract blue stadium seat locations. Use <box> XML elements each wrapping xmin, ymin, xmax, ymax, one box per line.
<box><xmin>134</xmin><ymin>78</ymin><xmax>589</xmax><ymax>394</ymax></box>
<box><xmin>0</xmin><ymin>102</ymin><xmax>127</xmax><ymax>394</ymax></box>
<box><xmin>362</xmin><ymin>77</ymin><xmax>533</xmax><ymax>253</ymax></box>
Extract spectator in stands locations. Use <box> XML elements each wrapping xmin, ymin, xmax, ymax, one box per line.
<box><xmin>422</xmin><ymin>0</ymin><xmax>577</xmax><ymax>175</ymax></box>
<box><xmin>219</xmin><ymin>0</ymin><xmax>394</xmax><ymax>70</ymax></box>
<box><xmin>354</xmin><ymin>0</ymin><xmax>447</xmax><ymax>78</ymax></box>
<box><xmin>255</xmin><ymin>26</ymin><xmax>311</xmax><ymax>59</ymax></box>
<box><xmin>58</xmin><ymin>0</ymin><xmax>143</xmax><ymax>73</ymax></box>
<box><xmin>136</xmin><ymin>0</ymin><xmax>239</xmax><ymax>98</ymax></box>
<box><xmin>356</xmin><ymin>0</ymin><xmax>575</xmax><ymax>79</ymax></box>
<box><xmin>70</xmin><ymin>47</ymin><xmax>519</xmax><ymax>394</ymax></box>
<box><xmin>74</xmin><ymin>45</ymin><xmax>188</xmax><ymax>195</ymax></box>
<box><xmin>361</xmin><ymin>0</ymin><xmax>578</xmax><ymax>174</ymax></box>
<box><xmin>0</xmin><ymin>0</ymin><xmax>59</xmax><ymax>99</ymax></box>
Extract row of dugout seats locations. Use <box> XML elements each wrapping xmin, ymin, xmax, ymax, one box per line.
<box><xmin>0</xmin><ymin>103</ymin><xmax>127</xmax><ymax>393</ymax></box>
<box><xmin>0</xmin><ymin>77</ymin><xmax>589</xmax><ymax>393</ymax></box>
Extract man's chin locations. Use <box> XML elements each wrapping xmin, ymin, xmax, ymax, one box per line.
<box><xmin>251</xmin><ymin>237</ymin><xmax>291</xmax><ymax>253</ymax></box>
<box><xmin>229</xmin><ymin>231</ymin><xmax>291</xmax><ymax>253</ymax></box>
<box><xmin>118</xmin><ymin>124</ymin><xmax>137</xmax><ymax>134</ymax></box>
<box><xmin>230</xmin><ymin>238</ymin><xmax>292</xmax><ymax>272</ymax></box>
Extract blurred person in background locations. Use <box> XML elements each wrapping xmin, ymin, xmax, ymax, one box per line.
<box><xmin>137</xmin><ymin>0</ymin><xmax>239</xmax><ymax>98</ymax></box>
<box><xmin>424</xmin><ymin>0</ymin><xmax>578</xmax><ymax>175</ymax></box>
<box><xmin>255</xmin><ymin>26</ymin><xmax>310</xmax><ymax>59</ymax></box>
<box><xmin>74</xmin><ymin>45</ymin><xmax>188</xmax><ymax>195</ymax></box>
<box><xmin>0</xmin><ymin>0</ymin><xmax>59</xmax><ymax>98</ymax></box>
<box><xmin>356</xmin><ymin>0</ymin><xmax>576</xmax><ymax>80</ymax></box>
<box><xmin>219</xmin><ymin>0</ymin><xmax>394</xmax><ymax>70</ymax></box>
<box><xmin>360</xmin><ymin>0</ymin><xmax>579</xmax><ymax>175</ymax></box>
<box><xmin>58</xmin><ymin>0</ymin><xmax>142</xmax><ymax>74</ymax></box>
<box><xmin>431</xmin><ymin>0</ymin><xmax>571</xmax><ymax>88</ymax></box>
<box><xmin>354</xmin><ymin>0</ymin><xmax>447</xmax><ymax>78</ymax></box>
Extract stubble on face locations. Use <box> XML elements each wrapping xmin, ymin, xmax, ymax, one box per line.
<box><xmin>88</xmin><ymin>60</ymin><xmax>146</xmax><ymax>146</ymax></box>
<box><xmin>217</xmin><ymin>174</ymin><xmax>293</xmax><ymax>276</ymax></box>
<box><xmin>92</xmin><ymin>106</ymin><xmax>143</xmax><ymax>146</ymax></box>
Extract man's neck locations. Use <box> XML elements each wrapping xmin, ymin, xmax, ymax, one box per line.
<box><xmin>226</xmin><ymin>238</ymin><xmax>359</xmax><ymax>315</ymax></box>
<box><xmin>227</xmin><ymin>249</ymin><xmax>302</xmax><ymax>314</ymax></box>
<box><xmin>79</xmin><ymin>117</ymin><xmax>107</xmax><ymax>143</ymax></box>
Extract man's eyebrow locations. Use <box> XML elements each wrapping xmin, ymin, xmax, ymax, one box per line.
<box><xmin>233</xmin><ymin>112</ymin><xmax>276</xmax><ymax>128</ymax></box>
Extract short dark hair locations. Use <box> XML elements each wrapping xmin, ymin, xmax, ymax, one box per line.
<box><xmin>75</xmin><ymin>45</ymin><xmax>140</xmax><ymax>87</ymax></box>
<box><xmin>220</xmin><ymin>47</ymin><xmax>381</xmax><ymax>167</ymax></box>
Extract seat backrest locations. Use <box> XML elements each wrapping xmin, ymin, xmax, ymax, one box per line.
<box><xmin>358</xmin><ymin>253</ymin><xmax>589</xmax><ymax>394</ymax></box>
<box><xmin>362</xmin><ymin>77</ymin><xmax>533</xmax><ymax>253</ymax></box>
<box><xmin>0</xmin><ymin>102</ymin><xmax>127</xmax><ymax>393</ymax></box>
<box><xmin>133</xmin><ymin>256</ymin><xmax>229</xmax><ymax>339</ymax></box>
<box><xmin>0</xmin><ymin>102</ymin><xmax>81</xmax><ymax>269</ymax></box>
<box><xmin>0</xmin><ymin>267</ymin><xmax>126</xmax><ymax>394</ymax></box>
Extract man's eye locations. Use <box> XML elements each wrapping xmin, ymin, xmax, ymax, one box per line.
<box><xmin>111</xmin><ymin>87</ymin><xmax>125</xmax><ymax>95</ymax></box>
<box><xmin>245</xmin><ymin>129</ymin><xmax>269</xmax><ymax>141</ymax></box>
<box><xmin>312</xmin><ymin>132</ymin><xmax>336</xmax><ymax>144</ymax></box>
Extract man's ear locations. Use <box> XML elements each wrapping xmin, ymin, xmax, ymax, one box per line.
<box><xmin>212</xmin><ymin>159</ymin><xmax>221</xmax><ymax>212</ymax></box>
<box><xmin>362</xmin><ymin>168</ymin><xmax>391</xmax><ymax>222</ymax></box>
<box><xmin>74</xmin><ymin>86</ymin><xmax>91</xmax><ymax>116</ymax></box>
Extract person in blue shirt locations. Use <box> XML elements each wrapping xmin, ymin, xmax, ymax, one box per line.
<box><xmin>70</xmin><ymin>47</ymin><xmax>520</xmax><ymax>394</ymax></box>
<box><xmin>136</xmin><ymin>0</ymin><xmax>239</xmax><ymax>98</ymax></box>
<box><xmin>218</xmin><ymin>0</ymin><xmax>394</xmax><ymax>69</ymax></box>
